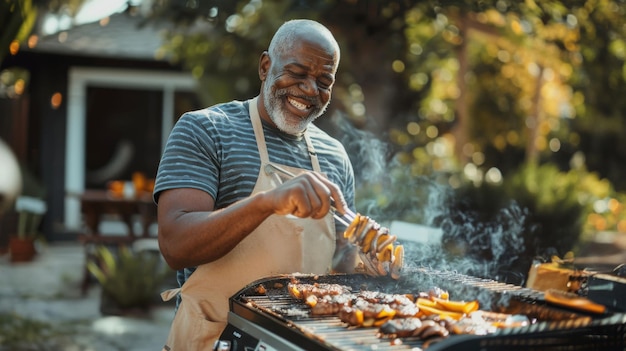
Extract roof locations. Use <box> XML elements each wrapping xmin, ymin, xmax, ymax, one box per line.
<box><xmin>25</xmin><ymin>10</ymin><xmax>172</xmax><ymax>61</ymax></box>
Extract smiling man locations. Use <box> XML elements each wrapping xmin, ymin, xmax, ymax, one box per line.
<box><xmin>260</xmin><ymin>21</ymin><xmax>338</xmax><ymax>135</ymax></box>
<box><xmin>154</xmin><ymin>19</ymin><xmax>359</xmax><ymax>349</ymax></box>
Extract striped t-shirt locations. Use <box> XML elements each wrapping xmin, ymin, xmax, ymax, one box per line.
<box><xmin>153</xmin><ymin>99</ymin><xmax>355</xmax><ymax>287</ymax></box>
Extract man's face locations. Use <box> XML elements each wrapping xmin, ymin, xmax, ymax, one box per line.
<box><xmin>261</xmin><ymin>37</ymin><xmax>338</xmax><ymax>135</ymax></box>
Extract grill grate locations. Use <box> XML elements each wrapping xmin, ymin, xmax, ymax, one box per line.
<box><xmin>226</xmin><ymin>272</ymin><xmax>626</xmax><ymax>350</ymax></box>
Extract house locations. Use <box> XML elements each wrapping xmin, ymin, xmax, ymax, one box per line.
<box><xmin>0</xmin><ymin>6</ymin><xmax>200</xmax><ymax>242</ymax></box>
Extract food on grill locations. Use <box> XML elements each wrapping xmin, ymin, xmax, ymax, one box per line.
<box><xmin>379</xmin><ymin>317</ymin><xmax>450</xmax><ymax>339</ymax></box>
<box><xmin>431</xmin><ymin>297</ymin><xmax>478</xmax><ymax>314</ymax></box>
<box><xmin>343</xmin><ymin>213</ymin><xmax>404</xmax><ymax>279</ymax></box>
<box><xmin>416</xmin><ymin>300</ymin><xmax>464</xmax><ymax>320</ymax></box>
<box><xmin>228</xmin><ymin>270</ymin><xmax>626</xmax><ymax>350</ymax></box>
<box><xmin>285</xmin><ymin>279</ymin><xmax>540</xmax><ymax>345</ymax></box>
<box><xmin>362</xmin><ymin>292</ymin><xmax>417</xmax><ymax>320</ymax></box>
<box><xmin>424</xmin><ymin>286</ymin><xmax>449</xmax><ymax>300</ymax></box>
<box><xmin>544</xmin><ymin>288</ymin><xmax>606</xmax><ymax>314</ymax></box>
<box><xmin>334</xmin><ymin>292</ymin><xmax>420</xmax><ymax>327</ymax></box>
<box><xmin>449</xmin><ymin>311</ymin><xmax>530</xmax><ymax>335</ymax></box>
<box><xmin>289</xmin><ymin>282</ymin><xmax>420</xmax><ymax>320</ymax></box>
<box><xmin>417</xmin><ymin>296</ymin><xmax>479</xmax><ymax>315</ymax></box>
<box><xmin>415</xmin><ymin>293</ymin><xmax>479</xmax><ymax>321</ymax></box>
<box><xmin>390</xmin><ymin>245</ymin><xmax>404</xmax><ymax>279</ymax></box>
<box><xmin>288</xmin><ymin>280</ymin><xmax>495</xmax><ymax>341</ymax></box>
<box><xmin>287</xmin><ymin>282</ymin><xmax>351</xmax><ymax>300</ymax></box>
<box><xmin>339</xmin><ymin>299</ymin><xmax>397</xmax><ymax>327</ymax></box>
<box><xmin>307</xmin><ymin>293</ymin><xmax>355</xmax><ymax>315</ymax></box>
<box><xmin>255</xmin><ymin>284</ymin><xmax>267</xmax><ymax>294</ymax></box>
<box><xmin>378</xmin><ymin>317</ymin><xmax>423</xmax><ymax>337</ymax></box>
<box><xmin>381</xmin><ymin>304</ymin><xmax>530</xmax><ymax>339</ymax></box>
<box><xmin>357</xmin><ymin>290</ymin><xmax>414</xmax><ymax>306</ymax></box>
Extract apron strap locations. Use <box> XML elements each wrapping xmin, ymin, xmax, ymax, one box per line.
<box><xmin>303</xmin><ymin>132</ymin><xmax>321</xmax><ymax>173</ymax></box>
<box><xmin>249</xmin><ymin>97</ymin><xmax>270</xmax><ymax>165</ymax></box>
<box><xmin>248</xmin><ymin>97</ymin><xmax>320</xmax><ymax>172</ymax></box>
<box><xmin>161</xmin><ymin>287</ymin><xmax>181</xmax><ymax>302</ymax></box>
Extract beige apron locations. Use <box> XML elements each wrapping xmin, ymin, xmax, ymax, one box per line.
<box><xmin>161</xmin><ymin>97</ymin><xmax>336</xmax><ymax>350</ymax></box>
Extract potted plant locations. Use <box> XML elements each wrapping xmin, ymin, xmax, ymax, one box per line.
<box><xmin>87</xmin><ymin>245</ymin><xmax>172</xmax><ymax>316</ymax></box>
<box><xmin>9</xmin><ymin>196</ymin><xmax>47</xmax><ymax>262</ymax></box>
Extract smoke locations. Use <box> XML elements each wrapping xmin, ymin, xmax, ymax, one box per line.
<box><xmin>432</xmin><ymin>201</ymin><xmax>529</xmax><ymax>281</ymax></box>
<box><xmin>330</xmin><ymin>112</ymin><xmax>530</xmax><ymax>286</ymax></box>
<box><xmin>332</xmin><ymin>113</ymin><xmax>391</xmax><ymax>186</ymax></box>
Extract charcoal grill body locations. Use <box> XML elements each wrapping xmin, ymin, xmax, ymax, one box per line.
<box><xmin>217</xmin><ymin>272</ymin><xmax>626</xmax><ymax>351</ymax></box>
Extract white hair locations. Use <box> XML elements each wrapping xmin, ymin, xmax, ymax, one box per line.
<box><xmin>268</xmin><ymin>19</ymin><xmax>340</xmax><ymax>62</ymax></box>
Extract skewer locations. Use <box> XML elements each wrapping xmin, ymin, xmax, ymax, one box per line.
<box><xmin>344</xmin><ymin>208</ymin><xmax>357</xmax><ymax>221</ymax></box>
<box><xmin>334</xmin><ymin>207</ymin><xmax>355</xmax><ymax>227</ymax></box>
<box><xmin>333</xmin><ymin>212</ymin><xmax>351</xmax><ymax>227</ymax></box>
<box><xmin>265</xmin><ymin>163</ymin><xmax>356</xmax><ymax>226</ymax></box>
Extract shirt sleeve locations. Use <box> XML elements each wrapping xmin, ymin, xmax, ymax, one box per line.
<box><xmin>153</xmin><ymin>111</ymin><xmax>220</xmax><ymax>203</ymax></box>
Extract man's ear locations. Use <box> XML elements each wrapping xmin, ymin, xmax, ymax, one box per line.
<box><xmin>259</xmin><ymin>51</ymin><xmax>270</xmax><ymax>81</ymax></box>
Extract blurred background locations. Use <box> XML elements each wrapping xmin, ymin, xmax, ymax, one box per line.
<box><xmin>3</xmin><ymin>0</ymin><xmax>625</xmax><ymax>273</ymax></box>
<box><xmin>1</xmin><ymin>0</ymin><xmax>626</xmax><ymax>348</ymax></box>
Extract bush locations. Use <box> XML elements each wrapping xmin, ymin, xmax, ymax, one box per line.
<box><xmin>87</xmin><ymin>245</ymin><xmax>172</xmax><ymax>313</ymax></box>
<box><xmin>434</xmin><ymin>163</ymin><xmax>610</xmax><ymax>279</ymax></box>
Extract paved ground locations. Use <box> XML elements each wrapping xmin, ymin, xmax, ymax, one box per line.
<box><xmin>0</xmin><ymin>242</ymin><xmax>174</xmax><ymax>351</ymax></box>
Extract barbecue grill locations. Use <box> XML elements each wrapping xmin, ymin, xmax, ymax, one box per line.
<box><xmin>216</xmin><ymin>269</ymin><xmax>626</xmax><ymax>351</ymax></box>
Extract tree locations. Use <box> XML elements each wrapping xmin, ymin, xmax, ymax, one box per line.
<box><xmin>1</xmin><ymin>0</ymin><xmax>38</xmax><ymax>66</ymax></box>
<box><xmin>141</xmin><ymin>1</ymin><xmax>626</xmax><ymax>271</ymax></box>
<box><xmin>1</xmin><ymin>0</ymin><xmax>87</xmax><ymax>95</ymax></box>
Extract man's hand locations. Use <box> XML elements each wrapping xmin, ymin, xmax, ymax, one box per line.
<box><xmin>264</xmin><ymin>171</ymin><xmax>347</xmax><ymax>219</ymax></box>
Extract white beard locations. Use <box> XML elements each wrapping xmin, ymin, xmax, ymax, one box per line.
<box><xmin>262</xmin><ymin>83</ymin><xmax>327</xmax><ymax>135</ymax></box>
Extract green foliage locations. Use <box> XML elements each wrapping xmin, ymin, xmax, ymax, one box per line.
<box><xmin>502</xmin><ymin>164</ymin><xmax>597</xmax><ymax>256</ymax></box>
<box><xmin>87</xmin><ymin>245</ymin><xmax>171</xmax><ymax>310</ymax></box>
<box><xmin>434</xmin><ymin>162</ymin><xmax>611</xmax><ymax>276</ymax></box>
<box><xmin>157</xmin><ymin>1</ymin><xmax>294</xmax><ymax>104</ymax></box>
<box><xmin>504</xmin><ymin>163</ymin><xmax>610</xmax><ymax>217</ymax></box>
<box><xmin>0</xmin><ymin>312</ymin><xmax>70</xmax><ymax>351</ymax></box>
<box><xmin>505</xmin><ymin>162</ymin><xmax>619</xmax><ymax>242</ymax></box>
<box><xmin>145</xmin><ymin>1</ymin><xmax>626</xmax><ymax>276</ymax></box>
<box><xmin>149</xmin><ymin>0</ymin><xmax>626</xmax><ymax>193</ymax></box>
<box><xmin>0</xmin><ymin>0</ymin><xmax>38</xmax><ymax>66</ymax></box>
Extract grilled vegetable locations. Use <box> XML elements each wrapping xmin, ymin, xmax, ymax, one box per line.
<box><xmin>343</xmin><ymin>213</ymin><xmax>404</xmax><ymax>279</ymax></box>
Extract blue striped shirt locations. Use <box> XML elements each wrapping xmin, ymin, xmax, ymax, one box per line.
<box><xmin>154</xmin><ymin>99</ymin><xmax>355</xmax><ymax>290</ymax></box>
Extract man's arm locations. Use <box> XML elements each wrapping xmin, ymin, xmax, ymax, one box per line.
<box><xmin>157</xmin><ymin>172</ymin><xmax>349</xmax><ymax>270</ymax></box>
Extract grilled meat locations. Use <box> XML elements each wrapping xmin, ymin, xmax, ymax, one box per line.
<box><xmin>286</xmin><ymin>279</ymin><xmax>533</xmax><ymax>343</ymax></box>
<box><xmin>307</xmin><ymin>293</ymin><xmax>356</xmax><ymax>315</ymax></box>
<box><xmin>288</xmin><ymin>282</ymin><xmax>351</xmax><ymax>300</ymax></box>
<box><xmin>379</xmin><ymin>318</ymin><xmax>450</xmax><ymax>339</ymax></box>
<box><xmin>378</xmin><ymin>317</ymin><xmax>423</xmax><ymax>337</ymax></box>
<box><xmin>338</xmin><ymin>299</ymin><xmax>397</xmax><ymax>327</ymax></box>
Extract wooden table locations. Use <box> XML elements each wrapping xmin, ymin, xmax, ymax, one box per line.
<box><xmin>80</xmin><ymin>189</ymin><xmax>156</xmax><ymax>238</ymax></box>
<box><xmin>79</xmin><ymin>189</ymin><xmax>158</xmax><ymax>294</ymax></box>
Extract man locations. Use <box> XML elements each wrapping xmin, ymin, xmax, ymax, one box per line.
<box><xmin>154</xmin><ymin>19</ymin><xmax>360</xmax><ymax>349</ymax></box>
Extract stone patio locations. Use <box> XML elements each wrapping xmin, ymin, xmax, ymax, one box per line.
<box><xmin>0</xmin><ymin>242</ymin><xmax>174</xmax><ymax>351</ymax></box>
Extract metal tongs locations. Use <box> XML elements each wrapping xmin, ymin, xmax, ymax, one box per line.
<box><xmin>263</xmin><ymin>163</ymin><xmax>356</xmax><ymax>227</ymax></box>
<box><xmin>264</xmin><ymin>163</ymin><xmax>404</xmax><ymax>279</ymax></box>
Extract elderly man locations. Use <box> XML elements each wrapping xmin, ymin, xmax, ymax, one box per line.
<box><xmin>154</xmin><ymin>19</ymin><xmax>360</xmax><ymax>349</ymax></box>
